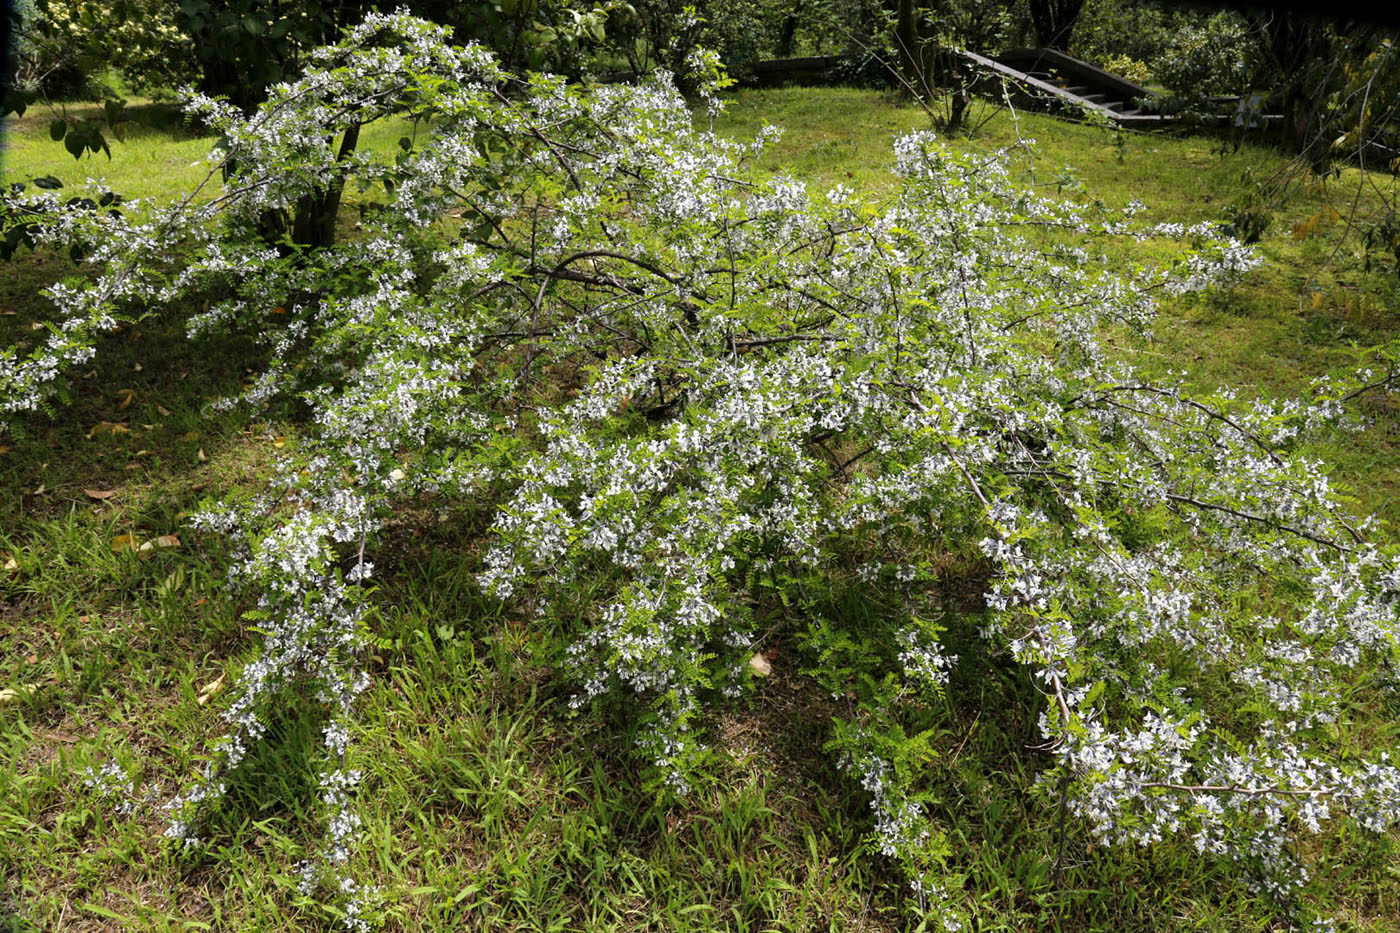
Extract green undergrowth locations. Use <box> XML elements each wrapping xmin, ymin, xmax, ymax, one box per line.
<box><xmin>3</xmin><ymin>87</ymin><xmax>1399</xmax><ymax>931</ymax></box>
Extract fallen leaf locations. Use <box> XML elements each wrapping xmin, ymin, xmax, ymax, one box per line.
<box><xmin>84</xmin><ymin>488</ymin><xmax>117</xmax><ymax>500</ymax></box>
<box><xmin>125</xmin><ymin>464</ymin><xmax>140</xmax><ymax>471</ymax></box>
<box><xmin>133</xmin><ymin>362</ymin><xmax>143</xmax><ymax>372</ymax></box>
<box><xmin>272</xmin><ymin>436</ymin><xmax>287</xmax><ymax>449</ymax></box>
<box><xmin>155</xmin><ymin>404</ymin><xmax>172</xmax><ymax>417</ymax></box>
<box><xmin>117</xmin><ymin>389</ymin><xmax>135</xmax><ymax>410</ymax></box>
<box><xmin>111</xmin><ymin>534</ymin><xmax>138</xmax><ymax>552</ymax></box>
<box><xmin>748</xmin><ymin>652</ymin><xmax>772</xmax><ymax>678</ymax></box>
<box><xmin>197</xmin><ymin>673</ymin><xmax>225</xmax><ymax>705</ymax></box>
<box><xmin>86</xmin><ymin>421</ymin><xmax>129</xmax><ymax>439</ymax></box>
<box><xmin>0</xmin><ymin>445</ymin><xmax>10</xmax><ymax>454</ymax></box>
<box><xmin>135</xmin><ymin>449</ymin><xmax>153</xmax><ymax>457</ymax></box>
<box><xmin>389</xmin><ymin>467</ymin><xmax>406</xmax><ymax>482</ymax></box>
<box><xmin>192</xmin><ymin>597</ymin><xmax>208</xmax><ymax>608</ymax></box>
<box><xmin>78</xmin><ymin>615</ymin><xmax>95</xmax><ymax>623</ymax></box>
<box><xmin>270</xmin><ymin>305</ymin><xmax>287</xmax><ymax>315</ymax></box>
<box><xmin>155</xmin><ymin>534</ymin><xmax>181</xmax><ymax>548</ymax></box>
<box><xmin>25</xmin><ymin>654</ymin><xmax>37</xmax><ymax>664</ymax></box>
<box><xmin>197</xmin><ymin>447</ymin><xmax>207</xmax><ymax>462</ymax></box>
<box><xmin>182</xmin><ymin>431</ymin><xmax>199</xmax><ymax>441</ymax></box>
<box><xmin>32</xmin><ymin>484</ymin><xmax>46</xmax><ymax>495</ymax></box>
<box><xmin>0</xmin><ymin>683</ymin><xmax>40</xmax><ymax>704</ymax></box>
<box><xmin>3</xmin><ymin>557</ymin><xmax>17</xmax><ymax>572</ymax></box>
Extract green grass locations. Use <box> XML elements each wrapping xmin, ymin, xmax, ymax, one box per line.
<box><xmin>3</xmin><ymin>87</ymin><xmax>1400</xmax><ymax>931</ymax></box>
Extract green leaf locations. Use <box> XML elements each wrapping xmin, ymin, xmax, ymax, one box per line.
<box><xmin>49</xmin><ymin>119</ymin><xmax>67</xmax><ymax>142</ymax></box>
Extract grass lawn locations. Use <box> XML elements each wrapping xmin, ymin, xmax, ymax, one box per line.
<box><xmin>2</xmin><ymin>87</ymin><xmax>1399</xmax><ymax>931</ymax></box>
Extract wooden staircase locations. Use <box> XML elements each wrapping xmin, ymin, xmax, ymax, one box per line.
<box><xmin>963</xmin><ymin>47</ymin><xmax>1169</xmax><ymax>128</ymax></box>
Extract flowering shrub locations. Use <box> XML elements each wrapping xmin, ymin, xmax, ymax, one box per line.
<box><xmin>5</xmin><ymin>12</ymin><xmax>1400</xmax><ymax>928</ymax></box>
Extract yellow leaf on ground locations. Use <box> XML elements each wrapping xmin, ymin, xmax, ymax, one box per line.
<box><xmin>272</xmin><ymin>436</ymin><xmax>287</xmax><ymax>448</ymax></box>
<box><xmin>3</xmin><ymin>557</ymin><xmax>17</xmax><ymax>572</ymax></box>
<box><xmin>197</xmin><ymin>673</ymin><xmax>225</xmax><ymax>705</ymax></box>
<box><xmin>32</xmin><ymin>484</ymin><xmax>45</xmax><ymax>496</ymax></box>
<box><xmin>197</xmin><ymin>448</ymin><xmax>207</xmax><ymax>462</ymax></box>
<box><xmin>84</xmin><ymin>488</ymin><xmax>117</xmax><ymax>500</ymax></box>
<box><xmin>111</xmin><ymin>534</ymin><xmax>138</xmax><ymax>553</ymax></box>
<box><xmin>117</xmin><ymin>389</ymin><xmax>135</xmax><ymax>410</ymax></box>
<box><xmin>156</xmin><ymin>534</ymin><xmax>181</xmax><ymax>548</ymax></box>
<box><xmin>156</xmin><ymin>404</ymin><xmax>172</xmax><ymax>417</ymax></box>
<box><xmin>86</xmin><ymin>421</ymin><xmax>129</xmax><ymax>439</ymax></box>
<box><xmin>748</xmin><ymin>652</ymin><xmax>772</xmax><ymax>678</ymax></box>
<box><xmin>0</xmin><ymin>683</ymin><xmax>40</xmax><ymax>704</ymax></box>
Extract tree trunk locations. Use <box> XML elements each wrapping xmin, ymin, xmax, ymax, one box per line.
<box><xmin>290</xmin><ymin>122</ymin><xmax>362</xmax><ymax>250</ymax></box>
<box><xmin>1028</xmin><ymin>0</ymin><xmax>1085</xmax><ymax>52</ymax></box>
<box><xmin>777</xmin><ymin>1</ymin><xmax>804</xmax><ymax>58</ymax></box>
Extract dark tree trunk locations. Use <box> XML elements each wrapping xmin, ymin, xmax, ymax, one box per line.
<box><xmin>777</xmin><ymin>1</ymin><xmax>804</xmax><ymax>58</ymax></box>
<box><xmin>291</xmin><ymin>122</ymin><xmax>361</xmax><ymax>250</ymax></box>
<box><xmin>895</xmin><ymin>0</ymin><xmax>928</xmax><ymax>97</ymax></box>
<box><xmin>1027</xmin><ymin>0</ymin><xmax>1085</xmax><ymax>52</ymax></box>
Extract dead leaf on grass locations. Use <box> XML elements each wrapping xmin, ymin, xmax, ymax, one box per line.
<box><xmin>197</xmin><ymin>673</ymin><xmax>225</xmax><ymax>705</ymax></box>
<box><xmin>0</xmin><ymin>683</ymin><xmax>39</xmax><ymax>704</ymax></box>
<box><xmin>84</xmin><ymin>488</ymin><xmax>118</xmax><ymax>500</ymax></box>
<box><xmin>86</xmin><ymin>421</ymin><xmax>130</xmax><ymax>439</ymax></box>
<box><xmin>748</xmin><ymin>652</ymin><xmax>772</xmax><ymax>678</ymax></box>
<box><xmin>197</xmin><ymin>447</ymin><xmax>207</xmax><ymax>462</ymax></box>
<box><xmin>111</xmin><ymin>534</ymin><xmax>138</xmax><ymax>553</ymax></box>
<box><xmin>156</xmin><ymin>404</ymin><xmax>172</xmax><ymax>417</ymax></box>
